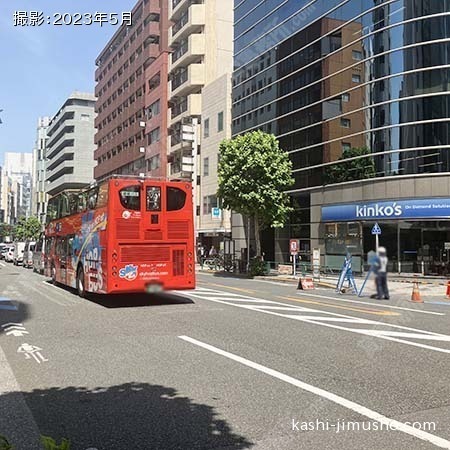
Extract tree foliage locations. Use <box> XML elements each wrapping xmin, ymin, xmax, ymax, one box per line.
<box><xmin>218</xmin><ymin>131</ymin><xmax>294</xmax><ymax>256</ymax></box>
<box><xmin>0</xmin><ymin>223</ymin><xmax>14</xmax><ymax>242</ymax></box>
<box><xmin>325</xmin><ymin>147</ymin><xmax>376</xmax><ymax>184</ymax></box>
<box><xmin>14</xmin><ymin>216</ymin><xmax>42</xmax><ymax>241</ymax></box>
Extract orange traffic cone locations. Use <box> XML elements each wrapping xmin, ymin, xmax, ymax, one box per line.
<box><xmin>446</xmin><ymin>280</ymin><xmax>450</xmax><ymax>298</ymax></box>
<box><xmin>410</xmin><ymin>281</ymin><xmax>423</xmax><ymax>303</ymax></box>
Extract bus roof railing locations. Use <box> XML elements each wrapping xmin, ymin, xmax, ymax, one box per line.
<box><xmin>95</xmin><ymin>173</ymin><xmax>191</xmax><ymax>184</ymax></box>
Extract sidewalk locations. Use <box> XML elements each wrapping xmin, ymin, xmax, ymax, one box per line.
<box><xmin>197</xmin><ymin>267</ymin><xmax>450</xmax><ymax>304</ymax></box>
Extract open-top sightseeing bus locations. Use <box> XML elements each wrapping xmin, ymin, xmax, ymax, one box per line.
<box><xmin>45</xmin><ymin>176</ymin><xmax>195</xmax><ymax>297</ymax></box>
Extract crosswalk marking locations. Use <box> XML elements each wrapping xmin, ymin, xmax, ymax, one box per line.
<box><xmin>181</xmin><ymin>287</ymin><xmax>450</xmax><ymax>354</ymax></box>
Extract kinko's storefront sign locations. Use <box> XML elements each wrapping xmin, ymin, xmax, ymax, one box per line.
<box><xmin>322</xmin><ymin>198</ymin><xmax>450</xmax><ymax>222</ymax></box>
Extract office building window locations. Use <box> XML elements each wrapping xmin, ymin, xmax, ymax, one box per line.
<box><xmin>352</xmin><ymin>74</ymin><xmax>361</xmax><ymax>83</ymax></box>
<box><xmin>147</xmin><ymin>127</ymin><xmax>160</xmax><ymax>145</ymax></box>
<box><xmin>218</xmin><ymin>111</ymin><xmax>224</xmax><ymax>132</ymax></box>
<box><xmin>203</xmin><ymin>194</ymin><xmax>217</xmax><ymax>214</ymax></box>
<box><xmin>342</xmin><ymin>142</ymin><xmax>351</xmax><ymax>151</ymax></box>
<box><xmin>203</xmin><ymin>157</ymin><xmax>209</xmax><ymax>176</ymax></box>
<box><xmin>204</xmin><ymin>118</ymin><xmax>209</xmax><ymax>138</ymax></box>
<box><xmin>341</xmin><ymin>119</ymin><xmax>351</xmax><ymax>128</ymax></box>
<box><xmin>147</xmin><ymin>154</ymin><xmax>160</xmax><ymax>171</ymax></box>
<box><xmin>342</xmin><ymin>93</ymin><xmax>350</xmax><ymax>102</ymax></box>
<box><xmin>352</xmin><ymin>50</ymin><xmax>363</xmax><ymax>60</ymax></box>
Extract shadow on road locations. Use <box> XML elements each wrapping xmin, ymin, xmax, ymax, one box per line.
<box><xmin>41</xmin><ymin>280</ymin><xmax>195</xmax><ymax>309</ymax></box>
<box><xmin>209</xmin><ymin>271</ymin><xmax>251</xmax><ymax>280</ymax></box>
<box><xmin>2</xmin><ymin>382</ymin><xmax>253</xmax><ymax>450</ymax></box>
<box><xmin>88</xmin><ymin>291</ymin><xmax>195</xmax><ymax>309</ymax></box>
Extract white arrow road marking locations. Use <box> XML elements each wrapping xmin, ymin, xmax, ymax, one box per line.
<box><xmin>2</xmin><ymin>322</ymin><xmax>24</xmax><ymax>328</ymax></box>
<box><xmin>181</xmin><ymin>288</ymin><xmax>450</xmax><ymax>354</ymax></box>
<box><xmin>5</xmin><ymin>329</ymin><xmax>29</xmax><ymax>337</ymax></box>
<box><xmin>2</xmin><ymin>323</ymin><xmax>29</xmax><ymax>337</ymax></box>
<box><xmin>179</xmin><ymin>335</ymin><xmax>450</xmax><ymax>450</ymax></box>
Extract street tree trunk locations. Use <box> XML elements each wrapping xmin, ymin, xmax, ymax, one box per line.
<box><xmin>254</xmin><ymin>213</ymin><xmax>261</xmax><ymax>257</ymax></box>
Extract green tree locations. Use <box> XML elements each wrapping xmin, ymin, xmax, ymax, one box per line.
<box><xmin>218</xmin><ymin>130</ymin><xmax>294</xmax><ymax>256</ymax></box>
<box><xmin>325</xmin><ymin>147</ymin><xmax>376</xmax><ymax>184</ymax></box>
<box><xmin>14</xmin><ymin>216</ymin><xmax>42</xmax><ymax>241</ymax></box>
<box><xmin>0</xmin><ymin>223</ymin><xmax>14</xmax><ymax>242</ymax></box>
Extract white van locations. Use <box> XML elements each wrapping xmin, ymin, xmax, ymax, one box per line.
<box><xmin>32</xmin><ymin>238</ymin><xmax>45</xmax><ymax>274</ymax></box>
<box><xmin>13</xmin><ymin>242</ymin><xmax>26</xmax><ymax>265</ymax></box>
<box><xmin>23</xmin><ymin>241</ymin><xmax>36</xmax><ymax>268</ymax></box>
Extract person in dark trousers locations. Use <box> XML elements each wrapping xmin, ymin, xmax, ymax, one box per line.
<box><xmin>374</xmin><ymin>246</ymin><xmax>389</xmax><ymax>300</ymax></box>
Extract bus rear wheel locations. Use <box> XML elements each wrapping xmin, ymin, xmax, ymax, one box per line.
<box><xmin>77</xmin><ymin>266</ymin><xmax>86</xmax><ymax>298</ymax></box>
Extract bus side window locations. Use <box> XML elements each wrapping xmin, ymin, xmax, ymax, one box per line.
<box><xmin>67</xmin><ymin>237</ymin><xmax>74</xmax><ymax>257</ymax></box>
<box><xmin>146</xmin><ymin>186</ymin><xmax>161</xmax><ymax>211</ymax></box>
<box><xmin>47</xmin><ymin>197</ymin><xmax>59</xmax><ymax>223</ymax></box>
<box><xmin>60</xmin><ymin>194</ymin><xmax>70</xmax><ymax>218</ymax></box>
<box><xmin>119</xmin><ymin>185</ymin><xmax>140</xmax><ymax>210</ymax></box>
<box><xmin>97</xmin><ymin>183</ymin><xmax>109</xmax><ymax>208</ymax></box>
<box><xmin>69</xmin><ymin>194</ymin><xmax>78</xmax><ymax>215</ymax></box>
<box><xmin>78</xmin><ymin>193</ymin><xmax>87</xmax><ymax>212</ymax></box>
<box><xmin>167</xmin><ymin>187</ymin><xmax>186</xmax><ymax>211</ymax></box>
<box><xmin>88</xmin><ymin>188</ymin><xmax>99</xmax><ymax>210</ymax></box>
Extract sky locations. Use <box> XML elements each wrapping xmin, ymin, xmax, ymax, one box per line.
<box><xmin>0</xmin><ymin>0</ymin><xmax>136</xmax><ymax>166</ymax></box>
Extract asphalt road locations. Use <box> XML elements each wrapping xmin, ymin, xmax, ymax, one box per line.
<box><xmin>1</xmin><ymin>261</ymin><xmax>450</xmax><ymax>450</ymax></box>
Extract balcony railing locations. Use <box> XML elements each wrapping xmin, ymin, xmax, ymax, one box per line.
<box><xmin>172</xmin><ymin>68</ymin><xmax>188</xmax><ymax>91</ymax></box>
<box><xmin>172</xmin><ymin>10</ymin><xmax>188</xmax><ymax>36</ymax></box>
<box><xmin>172</xmin><ymin>0</ymin><xmax>204</xmax><ymax>12</ymax></box>
<box><xmin>172</xmin><ymin>0</ymin><xmax>184</xmax><ymax>10</ymax></box>
<box><xmin>171</xmin><ymin>99</ymin><xmax>187</xmax><ymax>118</ymax></box>
<box><xmin>172</xmin><ymin>39</ymin><xmax>188</xmax><ymax>63</ymax></box>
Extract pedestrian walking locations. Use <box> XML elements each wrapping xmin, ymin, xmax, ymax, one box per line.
<box><xmin>198</xmin><ymin>244</ymin><xmax>206</xmax><ymax>269</ymax></box>
<box><xmin>209</xmin><ymin>245</ymin><xmax>217</xmax><ymax>257</ymax></box>
<box><xmin>374</xmin><ymin>246</ymin><xmax>389</xmax><ymax>300</ymax></box>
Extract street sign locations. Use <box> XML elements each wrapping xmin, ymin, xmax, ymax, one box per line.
<box><xmin>371</xmin><ymin>223</ymin><xmax>382</xmax><ymax>235</ymax></box>
<box><xmin>289</xmin><ymin>239</ymin><xmax>299</xmax><ymax>255</ymax></box>
<box><xmin>211</xmin><ymin>207</ymin><xmax>221</xmax><ymax>220</ymax></box>
<box><xmin>312</xmin><ymin>248</ymin><xmax>320</xmax><ymax>279</ymax></box>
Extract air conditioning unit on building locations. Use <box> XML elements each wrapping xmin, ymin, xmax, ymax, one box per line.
<box><xmin>139</xmin><ymin>147</ymin><xmax>145</xmax><ymax>153</ymax></box>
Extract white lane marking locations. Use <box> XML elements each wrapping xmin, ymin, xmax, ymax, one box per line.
<box><xmin>296</xmin><ymin>292</ymin><xmax>445</xmax><ymax>316</ymax></box>
<box><xmin>26</xmin><ymin>283</ymin><xmax>68</xmax><ymax>306</ymax></box>
<box><xmin>179</xmin><ymin>335</ymin><xmax>450</xmax><ymax>449</ymax></box>
<box><xmin>39</xmin><ymin>281</ymin><xmax>79</xmax><ymax>304</ymax></box>
<box><xmin>251</xmin><ymin>280</ymin><xmax>444</xmax><ymax>315</ymax></box>
<box><xmin>184</xmin><ymin>288</ymin><xmax>450</xmax><ymax>353</ymax></box>
<box><xmin>0</xmin><ymin>262</ymin><xmax>6</xmax><ymax>267</ymax></box>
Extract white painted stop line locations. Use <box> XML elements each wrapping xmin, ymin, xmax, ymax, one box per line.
<box><xmin>179</xmin><ymin>335</ymin><xmax>450</xmax><ymax>449</ymax></box>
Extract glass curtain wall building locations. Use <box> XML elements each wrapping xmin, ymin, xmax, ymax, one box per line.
<box><xmin>232</xmin><ymin>0</ymin><xmax>450</xmax><ymax>274</ymax></box>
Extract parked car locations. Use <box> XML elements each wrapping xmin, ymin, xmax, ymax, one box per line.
<box><xmin>23</xmin><ymin>241</ymin><xmax>36</xmax><ymax>268</ymax></box>
<box><xmin>32</xmin><ymin>238</ymin><xmax>45</xmax><ymax>274</ymax></box>
<box><xmin>5</xmin><ymin>245</ymin><xmax>14</xmax><ymax>262</ymax></box>
<box><xmin>0</xmin><ymin>243</ymin><xmax>8</xmax><ymax>260</ymax></box>
<box><xmin>13</xmin><ymin>242</ymin><xmax>26</xmax><ymax>265</ymax></box>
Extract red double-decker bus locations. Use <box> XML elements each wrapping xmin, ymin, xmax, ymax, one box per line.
<box><xmin>44</xmin><ymin>176</ymin><xmax>195</xmax><ymax>297</ymax></box>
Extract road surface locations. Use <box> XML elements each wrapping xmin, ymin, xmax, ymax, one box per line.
<box><xmin>1</xmin><ymin>262</ymin><xmax>450</xmax><ymax>449</ymax></box>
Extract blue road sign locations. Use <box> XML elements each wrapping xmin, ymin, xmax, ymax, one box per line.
<box><xmin>211</xmin><ymin>207</ymin><xmax>221</xmax><ymax>219</ymax></box>
<box><xmin>371</xmin><ymin>223</ymin><xmax>382</xmax><ymax>235</ymax></box>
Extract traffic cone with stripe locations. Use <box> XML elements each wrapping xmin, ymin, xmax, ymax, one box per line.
<box><xmin>410</xmin><ymin>281</ymin><xmax>423</xmax><ymax>303</ymax></box>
